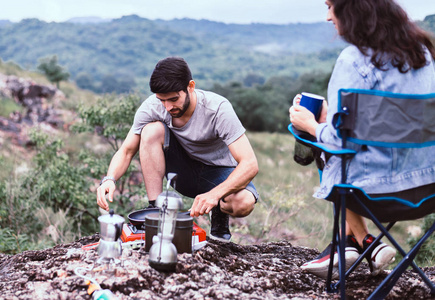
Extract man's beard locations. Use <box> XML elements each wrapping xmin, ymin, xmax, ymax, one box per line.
<box><xmin>170</xmin><ymin>93</ymin><xmax>190</xmax><ymax>118</ymax></box>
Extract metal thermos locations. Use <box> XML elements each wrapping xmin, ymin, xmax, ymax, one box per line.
<box><xmin>148</xmin><ymin>173</ymin><xmax>183</xmax><ymax>272</ymax></box>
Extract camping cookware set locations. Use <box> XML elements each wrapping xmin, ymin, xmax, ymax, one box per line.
<box><xmin>96</xmin><ymin>173</ymin><xmax>196</xmax><ymax>271</ymax></box>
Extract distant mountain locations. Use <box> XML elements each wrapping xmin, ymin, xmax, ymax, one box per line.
<box><xmin>155</xmin><ymin>18</ymin><xmax>344</xmax><ymax>54</ymax></box>
<box><xmin>420</xmin><ymin>14</ymin><xmax>435</xmax><ymax>33</ymax></box>
<box><xmin>2</xmin><ymin>14</ymin><xmax>433</xmax><ymax>93</ymax></box>
<box><xmin>0</xmin><ymin>20</ymin><xmax>12</xmax><ymax>27</ymax></box>
<box><xmin>0</xmin><ymin>15</ymin><xmax>348</xmax><ymax>92</ymax></box>
<box><xmin>66</xmin><ymin>17</ymin><xmax>112</xmax><ymax>24</ymax></box>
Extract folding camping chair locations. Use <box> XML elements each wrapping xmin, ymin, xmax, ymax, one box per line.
<box><xmin>289</xmin><ymin>88</ymin><xmax>435</xmax><ymax>299</ymax></box>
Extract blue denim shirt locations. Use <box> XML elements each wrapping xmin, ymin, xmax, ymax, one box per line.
<box><xmin>314</xmin><ymin>45</ymin><xmax>435</xmax><ymax>198</ymax></box>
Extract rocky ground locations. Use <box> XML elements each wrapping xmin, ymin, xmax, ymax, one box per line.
<box><xmin>0</xmin><ymin>234</ymin><xmax>434</xmax><ymax>300</ymax></box>
<box><xmin>0</xmin><ymin>74</ymin><xmax>434</xmax><ymax>299</ymax></box>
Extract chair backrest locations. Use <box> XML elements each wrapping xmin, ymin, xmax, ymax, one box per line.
<box><xmin>336</xmin><ymin>89</ymin><xmax>435</xmax><ymax>148</ymax></box>
<box><xmin>330</xmin><ymin>88</ymin><xmax>435</xmax><ymax>217</ymax></box>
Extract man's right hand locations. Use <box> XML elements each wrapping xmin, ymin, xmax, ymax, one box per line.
<box><xmin>97</xmin><ymin>180</ymin><xmax>116</xmax><ymax>211</ymax></box>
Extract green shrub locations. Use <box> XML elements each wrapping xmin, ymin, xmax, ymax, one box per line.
<box><xmin>23</xmin><ymin>129</ymin><xmax>99</xmax><ymax>236</ymax></box>
<box><xmin>72</xmin><ymin>93</ymin><xmax>145</xmax><ymax>211</ymax></box>
<box><xmin>0</xmin><ymin>96</ymin><xmax>24</xmax><ymax>118</ymax></box>
<box><xmin>407</xmin><ymin>214</ymin><xmax>435</xmax><ymax>267</ymax></box>
<box><xmin>0</xmin><ymin>228</ymin><xmax>32</xmax><ymax>254</ymax></box>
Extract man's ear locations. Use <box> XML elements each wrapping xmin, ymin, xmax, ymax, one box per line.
<box><xmin>188</xmin><ymin>80</ymin><xmax>195</xmax><ymax>90</ymax></box>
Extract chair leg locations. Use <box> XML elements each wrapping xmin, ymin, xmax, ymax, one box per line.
<box><xmin>368</xmin><ymin>221</ymin><xmax>435</xmax><ymax>300</ymax></box>
<box><xmin>339</xmin><ymin>195</ymin><xmax>347</xmax><ymax>298</ymax></box>
<box><xmin>326</xmin><ymin>201</ymin><xmax>341</xmax><ymax>293</ymax></box>
<box><xmin>348</xmin><ymin>191</ymin><xmax>435</xmax><ymax>288</ymax></box>
<box><xmin>378</xmin><ymin>223</ymin><xmax>434</xmax><ymax>288</ymax></box>
<box><xmin>326</xmin><ymin>193</ymin><xmax>348</xmax><ymax>297</ymax></box>
<box><xmin>326</xmin><ymin>192</ymin><xmax>351</xmax><ymax>299</ymax></box>
<box><xmin>332</xmin><ymin>222</ymin><xmax>396</xmax><ymax>292</ymax></box>
<box><xmin>334</xmin><ymin>190</ymin><xmax>435</xmax><ymax>299</ymax></box>
<box><xmin>357</xmin><ymin>199</ymin><xmax>435</xmax><ymax>293</ymax></box>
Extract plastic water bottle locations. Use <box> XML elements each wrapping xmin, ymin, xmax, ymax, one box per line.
<box><xmin>92</xmin><ymin>289</ymin><xmax>117</xmax><ymax>300</ymax></box>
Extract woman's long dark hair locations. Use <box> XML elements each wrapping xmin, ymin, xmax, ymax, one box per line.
<box><xmin>331</xmin><ymin>0</ymin><xmax>435</xmax><ymax>73</ymax></box>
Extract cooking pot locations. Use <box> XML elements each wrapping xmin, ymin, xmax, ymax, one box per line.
<box><xmin>127</xmin><ymin>207</ymin><xmax>191</xmax><ymax>230</ymax></box>
<box><xmin>145</xmin><ymin>212</ymin><xmax>193</xmax><ymax>253</ymax></box>
<box><xmin>127</xmin><ymin>207</ymin><xmax>160</xmax><ymax>230</ymax></box>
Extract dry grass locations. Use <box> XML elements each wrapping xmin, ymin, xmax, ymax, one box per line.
<box><xmin>230</xmin><ymin>132</ymin><xmax>332</xmax><ymax>249</ymax></box>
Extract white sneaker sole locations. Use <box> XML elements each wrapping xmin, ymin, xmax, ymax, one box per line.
<box><xmin>301</xmin><ymin>247</ymin><xmax>360</xmax><ymax>279</ymax></box>
<box><xmin>209</xmin><ymin>233</ymin><xmax>231</xmax><ymax>243</ymax></box>
<box><xmin>209</xmin><ymin>209</ymin><xmax>231</xmax><ymax>243</ymax></box>
<box><xmin>371</xmin><ymin>244</ymin><xmax>396</xmax><ymax>276</ymax></box>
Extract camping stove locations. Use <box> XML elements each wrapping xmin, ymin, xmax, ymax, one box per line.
<box><xmin>82</xmin><ymin>219</ymin><xmax>207</xmax><ymax>255</ymax></box>
<box><xmin>121</xmin><ymin>173</ymin><xmax>208</xmax><ymax>254</ymax></box>
<box><xmin>120</xmin><ymin>223</ymin><xmax>146</xmax><ymax>249</ymax></box>
<box><xmin>120</xmin><ymin>222</ymin><xmax>206</xmax><ymax>250</ymax></box>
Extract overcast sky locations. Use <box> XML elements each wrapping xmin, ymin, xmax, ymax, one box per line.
<box><xmin>1</xmin><ymin>0</ymin><xmax>434</xmax><ymax>24</ymax></box>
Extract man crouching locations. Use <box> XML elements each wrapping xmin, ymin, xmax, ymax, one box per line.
<box><xmin>96</xmin><ymin>57</ymin><xmax>259</xmax><ymax>242</ymax></box>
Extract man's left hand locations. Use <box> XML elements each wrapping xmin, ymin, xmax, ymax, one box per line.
<box><xmin>190</xmin><ymin>192</ymin><xmax>220</xmax><ymax>217</ymax></box>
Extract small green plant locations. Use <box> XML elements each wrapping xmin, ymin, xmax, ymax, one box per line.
<box><xmin>0</xmin><ymin>228</ymin><xmax>31</xmax><ymax>254</ymax></box>
<box><xmin>0</xmin><ymin>96</ymin><xmax>24</xmax><ymax>118</ymax></box>
<box><xmin>34</xmin><ymin>207</ymin><xmax>79</xmax><ymax>245</ymax></box>
<box><xmin>72</xmin><ymin>93</ymin><xmax>140</xmax><ymax>151</ymax></box>
<box><xmin>0</xmin><ymin>60</ymin><xmax>23</xmax><ymax>76</ymax></box>
<box><xmin>407</xmin><ymin>214</ymin><xmax>435</xmax><ymax>267</ymax></box>
<box><xmin>0</xmin><ymin>175</ymin><xmax>45</xmax><ymax>254</ymax></box>
<box><xmin>243</xmin><ymin>185</ymin><xmax>307</xmax><ymax>243</ymax></box>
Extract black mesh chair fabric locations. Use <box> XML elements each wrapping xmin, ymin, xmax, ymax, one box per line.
<box><xmin>327</xmin><ymin>184</ymin><xmax>435</xmax><ymax>222</ymax></box>
<box><xmin>339</xmin><ymin>91</ymin><xmax>435</xmax><ymax>146</ymax></box>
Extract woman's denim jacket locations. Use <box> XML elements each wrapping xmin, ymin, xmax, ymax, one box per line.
<box><xmin>314</xmin><ymin>45</ymin><xmax>435</xmax><ymax>198</ymax></box>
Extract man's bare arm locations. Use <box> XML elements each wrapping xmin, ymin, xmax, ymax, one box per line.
<box><xmin>189</xmin><ymin>134</ymin><xmax>258</xmax><ymax>216</ymax></box>
<box><xmin>96</xmin><ymin>128</ymin><xmax>141</xmax><ymax>211</ymax></box>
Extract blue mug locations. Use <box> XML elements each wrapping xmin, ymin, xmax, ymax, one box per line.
<box><xmin>299</xmin><ymin>92</ymin><xmax>324</xmax><ymax>121</ymax></box>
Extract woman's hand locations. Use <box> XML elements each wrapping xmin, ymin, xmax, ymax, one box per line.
<box><xmin>289</xmin><ymin>105</ymin><xmax>318</xmax><ymax>136</ymax></box>
<box><xmin>318</xmin><ymin>100</ymin><xmax>328</xmax><ymax>124</ymax></box>
<box><xmin>292</xmin><ymin>94</ymin><xmax>302</xmax><ymax>106</ymax></box>
<box><xmin>289</xmin><ymin>93</ymin><xmax>322</xmax><ymax>137</ymax></box>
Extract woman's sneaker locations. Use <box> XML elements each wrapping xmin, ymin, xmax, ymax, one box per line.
<box><xmin>300</xmin><ymin>235</ymin><xmax>361</xmax><ymax>279</ymax></box>
<box><xmin>362</xmin><ymin>234</ymin><xmax>396</xmax><ymax>276</ymax></box>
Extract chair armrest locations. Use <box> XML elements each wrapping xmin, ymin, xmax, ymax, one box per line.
<box><xmin>288</xmin><ymin>124</ymin><xmax>356</xmax><ymax>156</ymax></box>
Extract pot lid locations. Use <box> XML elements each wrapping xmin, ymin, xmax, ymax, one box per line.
<box><xmin>156</xmin><ymin>191</ymin><xmax>183</xmax><ymax>210</ymax></box>
<box><xmin>98</xmin><ymin>209</ymin><xmax>124</xmax><ymax>224</ymax></box>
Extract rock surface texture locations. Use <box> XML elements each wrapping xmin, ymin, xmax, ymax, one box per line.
<box><xmin>0</xmin><ymin>74</ymin><xmax>66</xmax><ymax>147</ymax></box>
<box><xmin>0</xmin><ymin>234</ymin><xmax>434</xmax><ymax>299</ymax></box>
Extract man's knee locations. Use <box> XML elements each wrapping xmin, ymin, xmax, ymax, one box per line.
<box><xmin>222</xmin><ymin>190</ymin><xmax>256</xmax><ymax>217</ymax></box>
<box><xmin>140</xmin><ymin>122</ymin><xmax>165</xmax><ymax>145</ymax></box>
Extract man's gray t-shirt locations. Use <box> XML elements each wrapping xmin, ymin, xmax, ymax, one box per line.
<box><xmin>132</xmin><ymin>89</ymin><xmax>245</xmax><ymax>167</ymax></box>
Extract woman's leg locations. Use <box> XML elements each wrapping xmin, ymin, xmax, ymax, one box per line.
<box><xmin>345</xmin><ymin>209</ymin><xmax>369</xmax><ymax>247</ymax></box>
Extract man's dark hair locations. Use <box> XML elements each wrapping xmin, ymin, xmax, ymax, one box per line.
<box><xmin>149</xmin><ymin>57</ymin><xmax>193</xmax><ymax>93</ymax></box>
<box><xmin>331</xmin><ymin>0</ymin><xmax>435</xmax><ymax>73</ymax></box>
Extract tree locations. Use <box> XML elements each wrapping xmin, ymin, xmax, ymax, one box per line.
<box><xmin>75</xmin><ymin>72</ymin><xmax>95</xmax><ymax>91</ymax></box>
<box><xmin>99</xmin><ymin>74</ymin><xmax>137</xmax><ymax>94</ymax></box>
<box><xmin>243</xmin><ymin>73</ymin><xmax>265</xmax><ymax>87</ymax></box>
<box><xmin>37</xmin><ymin>55</ymin><xmax>70</xmax><ymax>88</ymax></box>
<box><xmin>100</xmin><ymin>74</ymin><xmax>118</xmax><ymax>94</ymax></box>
